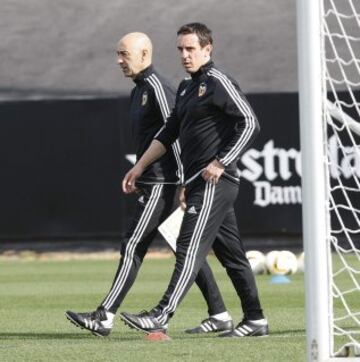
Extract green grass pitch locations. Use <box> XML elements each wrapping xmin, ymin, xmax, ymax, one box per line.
<box><xmin>0</xmin><ymin>256</ymin><xmax>306</xmax><ymax>362</ymax></box>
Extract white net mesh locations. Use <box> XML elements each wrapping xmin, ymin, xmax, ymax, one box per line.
<box><xmin>323</xmin><ymin>0</ymin><xmax>360</xmax><ymax>356</ymax></box>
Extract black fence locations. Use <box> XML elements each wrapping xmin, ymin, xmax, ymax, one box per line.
<box><xmin>0</xmin><ymin>93</ymin><xmax>302</xmax><ymax>241</ymax></box>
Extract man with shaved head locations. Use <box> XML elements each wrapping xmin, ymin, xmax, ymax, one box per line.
<box><xmin>117</xmin><ymin>32</ymin><xmax>153</xmax><ymax>78</ymax></box>
<box><xmin>65</xmin><ymin>32</ymin><xmax>232</xmax><ymax>337</ymax></box>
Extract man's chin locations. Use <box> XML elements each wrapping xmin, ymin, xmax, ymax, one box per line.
<box><xmin>184</xmin><ymin>67</ymin><xmax>194</xmax><ymax>73</ymax></box>
<box><xmin>184</xmin><ymin>65</ymin><xmax>201</xmax><ymax>74</ymax></box>
<box><xmin>121</xmin><ymin>69</ymin><xmax>131</xmax><ymax>77</ymax></box>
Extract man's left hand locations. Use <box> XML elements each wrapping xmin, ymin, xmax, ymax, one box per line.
<box><xmin>201</xmin><ymin>159</ymin><xmax>225</xmax><ymax>184</ymax></box>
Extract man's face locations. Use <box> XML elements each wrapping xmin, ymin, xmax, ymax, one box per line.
<box><xmin>177</xmin><ymin>33</ymin><xmax>212</xmax><ymax>73</ymax></box>
<box><xmin>116</xmin><ymin>41</ymin><xmax>143</xmax><ymax>78</ymax></box>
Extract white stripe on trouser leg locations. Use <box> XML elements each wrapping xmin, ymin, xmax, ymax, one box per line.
<box><xmin>166</xmin><ymin>183</ymin><xmax>215</xmax><ymax>310</ymax></box>
<box><xmin>158</xmin><ymin>183</ymin><xmax>215</xmax><ymax>323</ymax></box>
<box><xmin>102</xmin><ymin>184</ymin><xmax>163</xmax><ymax>309</ymax></box>
<box><xmin>102</xmin><ymin>184</ymin><xmax>163</xmax><ymax>310</ymax></box>
<box><xmin>158</xmin><ymin>182</ymin><xmax>216</xmax><ymax>324</ymax></box>
<box><xmin>157</xmin><ymin>183</ymin><xmax>213</xmax><ymax>323</ymax></box>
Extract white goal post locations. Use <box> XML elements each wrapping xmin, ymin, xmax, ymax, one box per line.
<box><xmin>297</xmin><ymin>0</ymin><xmax>360</xmax><ymax>361</ymax></box>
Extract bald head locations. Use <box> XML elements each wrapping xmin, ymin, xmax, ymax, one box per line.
<box><xmin>119</xmin><ymin>32</ymin><xmax>153</xmax><ymax>57</ymax></box>
<box><xmin>116</xmin><ymin>32</ymin><xmax>153</xmax><ymax>78</ymax></box>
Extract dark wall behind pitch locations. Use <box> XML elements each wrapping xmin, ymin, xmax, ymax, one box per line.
<box><xmin>0</xmin><ymin>94</ymin><xmax>302</xmax><ymax>240</ymax></box>
<box><xmin>0</xmin><ymin>98</ymin><xmax>135</xmax><ymax>239</ymax></box>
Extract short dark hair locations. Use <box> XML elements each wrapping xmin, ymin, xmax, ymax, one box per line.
<box><xmin>177</xmin><ymin>22</ymin><xmax>213</xmax><ymax>48</ymax></box>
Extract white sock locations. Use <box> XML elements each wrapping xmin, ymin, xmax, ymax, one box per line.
<box><xmin>248</xmin><ymin>318</ymin><xmax>267</xmax><ymax>326</ymax></box>
<box><xmin>102</xmin><ymin>311</ymin><xmax>115</xmax><ymax>328</ymax></box>
<box><xmin>210</xmin><ymin>311</ymin><xmax>232</xmax><ymax>321</ymax></box>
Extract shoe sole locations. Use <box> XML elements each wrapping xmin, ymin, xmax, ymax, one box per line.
<box><xmin>220</xmin><ymin>334</ymin><xmax>269</xmax><ymax>338</ymax></box>
<box><xmin>219</xmin><ymin>329</ymin><xmax>269</xmax><ymax>338</ymax></box>
<box><xmin>65</xmin><ymin>312</ymin><xmax>108</xmax><ymax>337</ymax></box>
<box><xmin>120</xmin><ymin>314</ymin><xmax>166</xmax><ymax>335</ymax></box>
<box><xmin>185</xmin><ymin>328</ymin><xmax>233</xmax><ymax>334</ymax></box>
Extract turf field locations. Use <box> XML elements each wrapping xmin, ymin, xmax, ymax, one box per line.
<box><xmin>0</xmin><ymin>256</ymin><xmax>306</xmax><ymax>362</ymax></box>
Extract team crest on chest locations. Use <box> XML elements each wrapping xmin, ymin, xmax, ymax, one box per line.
<box><xmin>141</xmin><ymin>91</ymin><xmax>148</xmax><ymax>106</ymax></box>
<box><xmin>198</xmin><ymin>83</ymin><xmax>207</xmax><ymax>97</ymax></box>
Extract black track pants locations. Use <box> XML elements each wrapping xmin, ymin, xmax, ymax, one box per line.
<box><xmin>156</xmin><ymin>177</ymin><xmax>264</xmax><ymax>324</ymax></box>
<box><xmin>101</xmin><ymin>183</ymin><xmax>226</xmax><ymax>316</ymax></box>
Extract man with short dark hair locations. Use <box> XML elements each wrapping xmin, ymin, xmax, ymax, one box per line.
<box><xmin>120</xmin><ymin>23</ymin><xmax>268</xmax><ymax>338</ymax></box>
<box><xmin>65</xmin><ymin>31</ymin><xmax>233</xmax><ymax>337</ymax></box>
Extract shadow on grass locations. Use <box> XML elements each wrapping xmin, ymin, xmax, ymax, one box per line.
<box><xmin>0</xmin><ymin>329</ymin><xmax>306</xmax><ymax>342</ymax></box>
<box><xmin>0</xmin><ymin>332</ymin><xmax>96</xmax><ymax>340</ymax></box>
<box><xmin>164</xmin><ymin>328</ymin><xmax>306</xmax><ymax>340</ymax></box>
<box><xmin>269</xmin><ymin>328</ymin><xmax>305</xmax><ymax>336</ymax></box>
<box><xmin>0</xmin><ymin>332</ymin><xmax>139</xmax><ymax>341</ymax></box>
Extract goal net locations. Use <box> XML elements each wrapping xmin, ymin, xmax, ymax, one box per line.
<box><xmin>297</xmin><ymin>0</ymin><xmax>360</xmax><ymax>360</ymax></box>
<box><xmin>325</xmin><ymin>0</ymin><xmax>360</xmax><ymax>357</ymax></box>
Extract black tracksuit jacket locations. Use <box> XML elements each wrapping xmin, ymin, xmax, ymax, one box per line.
<box><xmin>155</xmin><ymin>60</ymin><xmax>260</xmax><ymax>185</ymax></box>
<box><xmin>130</xmin><ymin>65</ymin><xmax>183</xmax><ymax>184</ymax></box>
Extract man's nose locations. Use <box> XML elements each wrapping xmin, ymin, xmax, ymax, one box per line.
<box><xmin>181</xmin><ymin>50</ymin><xmax>188</xmax><ymax>59</ymax></box>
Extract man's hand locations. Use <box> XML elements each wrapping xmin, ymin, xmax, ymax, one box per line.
<box><xmin>179</xmin><ymin>186</ymin><xmax>186</xmax><ymax>210</ymax></box>
<box><xmin>122</xmin><ymin>164</ymin><xmax>144</xmax><ymax>194</ymax></box>
<box><xmin>122</xmin><ymin>140</ymin><xmax>167</xmax><ymax>194</ymax></box>
<box><xmin>201</xmin><ymin>159</ymin><xmax>225</xmax><ymax>184</ymax></box>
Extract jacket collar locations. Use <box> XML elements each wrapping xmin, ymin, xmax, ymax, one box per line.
<box><xmin>133</xmin><ymin>65</ymin><xmax>154</xmax><ymax>84</ymax></box>
<box><xmin>190</xmin><ymin>59</ymin><xmax>214</xmax><ymax>80</ymax></box>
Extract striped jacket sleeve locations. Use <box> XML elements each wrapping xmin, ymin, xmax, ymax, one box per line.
<box><xmin>145</xmin><ymin>74</ymin><xmax>184</xmax><ymax>183</ymax></box>
<box><xmin>211</xmin><ymin>72</ymin><xmax>260</xmax><ymax>166</ymax></box>
<box><xmin>154</xmin><ymin>79</ymin><xmax>185</xmax><ymax>149</ymax></box>
<box><xmin>154</xmin><ymin>108</ymin><xmax>181</xmax><ymax>151</ymax></box>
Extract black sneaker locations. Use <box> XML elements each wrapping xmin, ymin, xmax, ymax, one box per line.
<box><xmin>185</xmin><ymin>317</ymin><xmax>233</xmax><ymax>334</ymax></box>
<box><xmin>219</xmin><ymin>319</ymin><xmax>269</xmax><ymax>338</ymax></box>
<box><xmin>134</xmin><ymin>307</ymin><xmax>160</xmax><ymax>318</ymax></box>
<box><xmin>65</xmin><ymin>307</ymin><xmax>114</xmax><ymax>337</ymax></box>
<box><xmin>120</xmin><ymin>311</ymin><xmax>168</xmax><ymax>334</ymax></box>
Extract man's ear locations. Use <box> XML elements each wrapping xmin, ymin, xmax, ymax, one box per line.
<box><xmin>205</xmin><ymin>44</ymin><xmax>213</xmax><ymax>57</ymax></box>
<box><xmin>142</xmin><ymin>49</ymin><xmax>148</xmax><ymax>62</ymax></box>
